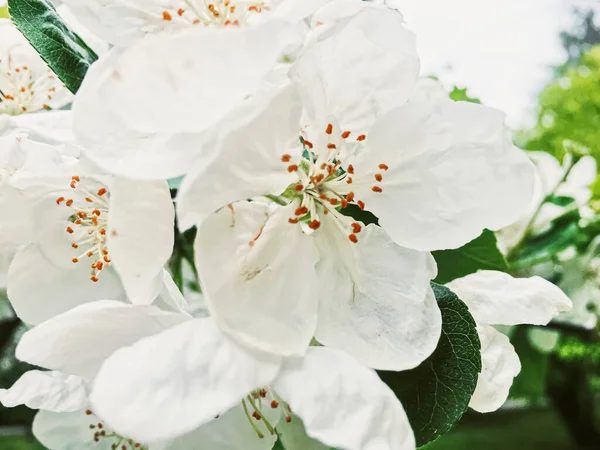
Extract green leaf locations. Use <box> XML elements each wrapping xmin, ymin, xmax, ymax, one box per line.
<box><xmin>449</xmin><ymin>86</ymin><xmax>481</xmax><ymax>104</ymax></box>
<box><xmin>508</xmin><ymin>327</ymin><xmax>549</xmax><ymax>402</ymax></box>
<box><xmin>8</xmin><ymin>0</ymin><xmax>98</xmax><ymax>93</ymax></box>
<box><xmin>277</xmin><ymin>417</ymin><xmax>332</xmax><ymax>450</ymax></box>
<box><xmin>433</xmin><ymin>230</ymin><xmax>508</xmax><ymax>284</ymax></box>
<box><xmin>378</xmin><ymin>283</ymin><xmax>481</xmax><ymax>447</ymax></box>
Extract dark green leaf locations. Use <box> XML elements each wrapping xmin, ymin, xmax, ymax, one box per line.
<box><xmin>8</xmin><ymin>0</ymin><xmax>98</xmax><ymax>93</ymax></box>
<box><xmin>378</xmin><ymin>283</ymin><xmax>481</xmax><ymax>447</ymax></box>
<box><xmin>433</xmin><ymin>230</ymin><xmax>508</xmax><ymax>284</ymax></box>
<box><xmin>548</xmin><ymin>195</ymin><xmax>576</xmax><ymax>207</ymax></box>
<box><xmin>340</xmin><ymin>203</ymin><xmax>378</xmax><ymax>226</ymax></box>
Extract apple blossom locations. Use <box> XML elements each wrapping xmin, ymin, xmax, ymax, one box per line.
<box><xmin>446</xmin><ymin>271</ymin><xmax>572</xmax><ymax>412</ymax></box>
<box><xmin>5</xmin><ymin>143</ymin><xmax>175</xmax><ymax>324</ymax></box>
<box><xmin>0</xmin><ymin>18</ymin><xmax>72</xmax><ymax>133</ymax></box>
<box><xmin>14</xmin><ymin>300</ymin><xmax>416</xmax><ymax>450</ymax></box>
<box><xmin>60</xmin><ymin>0</ymin><xmax>326</xmax><ymax>46</ymax></box>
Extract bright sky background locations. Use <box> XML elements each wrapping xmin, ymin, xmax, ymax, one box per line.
<box><xmin>393</xmin><ymin>0</ymin><xmax>600</xmax><ymax>129</ymax></box>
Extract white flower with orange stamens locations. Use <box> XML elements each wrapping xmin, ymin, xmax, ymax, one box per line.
<box><xmin>6</xmin><ymin>144</ymin><xmax>175</xmax><ymax>325</ymax></box>
<box><xmin>12</xmin><ymin>301</ymin><xmax>416</xmax><ymax>450</ymax></box>
<box><xmin>168</xmin><ymin>3</ymin><xmax>534</xmax><ymax>369</ymax></box>
<box><xmin>0</xmin><ymin>18</ymin><xmax>74</xmax><ymax>144</ymax></box>
<box><xmin>60</xmin><ymin>0</ymin><xmax>327</xmax><ymax>46</ymax></box>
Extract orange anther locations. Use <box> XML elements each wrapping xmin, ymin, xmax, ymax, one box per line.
<box><xmin>378</xmin><ymin>163</ymin><xmax>389</xmax><ymax>171</ymax></box>
<box><xmin>357</xmin><ymin>134</ymin><xmax>366</xmax><ymax>141</ymax></box>
<box><xmin>71</xmin><ymin>175</ymin><xmax>80</xmax><ymax>182</ymax></box>
<box><xmin>294</xmin><ymin>206</ymin><xmax>309</xmax><ymax>216</ymax></box>
<box><xmin>346</xmin><ymin>177</ymin><xmax>353</xmax><ymax>184</ymax></box>
<box><xmin>341</xmin><ymin>131</ymin><xmax>351</xmax><ymax>139</ymax></box>
<box><xmin>96</xmin><ymin>262</ymin><xmax>104</xmax><ymax>271</ymax></box>
<box><xmin>86</xmin><ymin>410</ymin><xmax>92</xmax><ymax>415</ymax></box>
<box><xmin>357</xmin><ymin>200</ymin><xmax>365</xmax><ymax>210</ymax></box>
<box><xmin>177</xmin><ymin>8</ymin><xmax>184</xmax><ymax>15</ymax></box>
<box><xmin>66</xmin><ymin>227</ymin><xmax>74</xmax><ymax>234</ymax></box>
<box><xmin>341</xmin><ymin>199</ymin><xmax>348</xmax><ymax>208</ymax></box>
<box><xmin>303</xmin><ymin>140</ymin><xmax>313</xmax><ymax>149</ymax></box>
<box><xmin>75</xmin><ymin>219</ymin><xmax>82</xmax><ymax>225</ymax></box>
<box><xmin>372</xmin><ymin>186</ymin><xmax>383</xmax><ymax>193</ymax></box>
<box><xmin>346</xmin><ymin>192</ymin><xmax>355</xmax><ymax>202</ymax></box>
<box><xmin>91</xmin><ymin>276</ymin><xmax>99</xmax><ymax>283</ymax></box>
<box><xmin>329</xmin><ymin>198</ymin><xmax>338</xmax><ymax>206</ymax></box>
<box><xmin>21</xmin><ymin>106</ymin><xmax>27</xmax><ymax>112</ymax></box>
<box><xmin>97</xmin><ymin>188</ymin><xmax>107</xmax><ymax>196</ymax></box>
<box><xmin>100</xmin><ymin>229</ymin><xmax>106</xmax><ymax>235</ymax></box>
<box><xmin>87</xmin><ymin>251</ymin><xmax>93</xmax><ymax>257</ymax></box>
<box><xmin>347</xmin><ymin>165</ymin><xmax>354</xmax><ymax>174</ymax></box>
<box><xmin>325</xmin><ymin>124</ymin><xmax>333</xmax><ymax>135</ymax></box>
<box><xmin>92</xmin><ymin>209</ymin><xmax>101</xmax><ymax>216</ymax></box>
<box><xmin>72</xmin><ymin>258</ymin><xmax>79</xmax><ymax>263</ymax></box>
<box><xmin>271</xmin><ymin>400</ymin><xmax>279</xmax><ymax>408</ymax></box>
<box><xmin>162</xmin><ymin>11</ymin><xmax>172</xmax><ymax>21</ymax></box>
<box><xmin>103</xmin><ymin>255</ymin><xmax>111</xmax><ymax>263</ymax></box>
<box><xmin>352</xmin><ymin>223</ymin><xmax>362</xmax><ymax>233</ymax></box>
<box><xmin>70</xmin><ymin>181</ymin><xmax>77</xmax><ymax>189</ymax></box>
<box><xmin>308</xmin><ymin>220</ymin><xmax>321</xmax><ymax>230</ymax></box>
<box><xmin>287</xmin><ymin>165</ymin><xmax>299</xmax><ymax>173</ymax></box>
<box><xmin>348</xmin><ymin>234</ymin><xmax>358</xmax><ymax>243</ymax></box>
<box><xmin>375</xmin><ymin>173</ymin><xmax>383</xmax><ymax>182</ymax></box>
<box><xmin>286</xmin><ymin>416</ymin><xmax>292</xmax><ymax>423</ymax></box>
<box><xmin>66</xmin><ymin>199</ymin><xmax>74</xmax><ymax>206</ymax></box>
<box><xmin>294</xmin><ymin>184</ymin><xmax>304</xmax><ymax>191</ymax></box>
<box><xmin>85</xmin><ymin>197</ymin><xmax>93</xmax><ymax>203</ymax></box>
<box><xmin>281</xmin><ymin>154</ymin><xmax>292</xmax><ymax>162</ymax></box>
<box><xmin>71</xmin><ymin>243</ymin><xmax>78</xmax><ymax>249</ymax></box>
<box><xmin>102</xmin><ymin>249</ymin><xmax>108</xmax><ymax>255</ymax></box>
<box><xmin>288</xmin><ymin>218</ymin><xmax>299</xmax><ymax>224</ymax></box>
<box><xmin>327</xmin><ymin>143</ymin><xmax>337</xmax><ymax>149</ymax></box>
<box><xmin>20</xmin><ymin>87</ymin><xmax>25</xmax><ymax>93</ymax></box>
<box><xmin>56</xmin><ymin>197</ymin><xmax>65</xmax><ymax>205</ymax></box>
<box><xmin>319</xmin><ymin>194</ymin><xmax>328</xmax><ymax>200</ymax></box>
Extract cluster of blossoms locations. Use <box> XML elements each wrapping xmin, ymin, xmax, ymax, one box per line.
<box><xmin>0</xmin><ymin>0</ymin><xmax>574</xmax><ymax>449</ymax></box>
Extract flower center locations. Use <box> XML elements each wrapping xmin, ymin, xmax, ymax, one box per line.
<box><xmin>281</xmin><ymin>124</ymin><xmax>388</xmax><ymax>244</ymax></box>
<box><xmin>240</xmin><ymin>388</ymin><xmax>291</xmax><ymax>439</ymax></box>
<box><xmin>85</xmin><ymin>409</ymin><xmax>147</xmax><ymax>450</ymax></box>
<box><xmin>56</xmin><ymin>176</ymin><xmax>112</xmax><ymax>283</ymax></box>
<box><xmin>159</xmin><ymin>0</ymin><xmax>276</xmax><ymax>27</ymax></box>
<box><xmin>0</xmin><ymin>54</ymin><xmax>63</xmax><ymax>115</ymax></box>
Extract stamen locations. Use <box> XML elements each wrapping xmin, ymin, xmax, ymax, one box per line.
<box><xmin>308</xmin><ymin>220</ymin><xmax>321</xmax><ymax>230</ymax></box>
<box><xmin>348</xmin><ymin>234</ymin><xmax>358</xmax><ymax>243</ymax></box>
<box><xmin>357</xmin><ymin>200</ymin><xmax>365</xmax><ymax>210</ymax></box>
<box><xmin>287</xmin><ymin>165</ymin><xmax>299</xmax><ymax>173</ymax></box>
<box><xmin>372</xmin><ymin>186</ymin><xmax>383</xmax><ymax>193</ymax></box>
<box><xmin>281</xmin><ymin>154</ymin><xmax>291</xmax><ymax>162</ymax></box>
<box><xmin>351</xmin><ymin>223</ymin><xmax>362</xmax><ymax>233</ymax></box>
<box><xmin>378</xmin><ymin>163</ymin><xmax>389</xmax><ymax>171</ymax></box>
<box><xmin>162</xmin><ymin>11</ymin><xmax>172</xmax><ymax>20</ymax></box>
<box><xmin>341</xmin><ymin>131</ymin><xmax>351</xmax><ymax>139</ymax></box>
<box><xmin>356</xmin><ymin>134</ymin><xmax>366</xmax><ymax>141</ymax></box>
<box><xmin>347</xmin><ymin>165</ymin><xmax>354</xmax><ymax>174</ymax></box>
<box><xmin>375</xmin><ymin>173</ymin><xmax>383</xmax><ymax>182</ymax></box>
<box><xmin>325</xmin><ymin>123</ymin><xmax>333</xmax><ymax>135</ymax></box>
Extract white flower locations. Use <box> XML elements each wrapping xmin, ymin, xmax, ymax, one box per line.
<box><xmin>15</xmin><ymin>300</ymin><xmax>416</xmax><ymax>450</ymax></box>
<box><xmin>446</xmin><ymin>271</ymin><xmax>572</xmax><ymax>412</ymax></box>
<box><xmin>73</xmin><ymin>20</ymin><xmax>303</xmax><ymax>179</ymax></box>
<box><xmin>173</xmin><ymin>5</ymin><xmax>532</xmax><ymax>368</ymax></box>
<box><xmin>6</xmin><ymin>145</ymin><xmax>175</xmax><ymax>324</ymax></box>
<box><xmin>0</xmin><ymin>19</ymin><xmax>71</xmax><ymax>117</ymax></box>
<box><xmin>61</xmin><ymin>0</ymin><xmax>326</xmax><ymax>46</ymax></box>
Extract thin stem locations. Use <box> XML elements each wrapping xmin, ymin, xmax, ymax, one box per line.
<box><xmin>242</xmin><ymin>399</ymin><xmax>265</xmax><ymax>439</ymax></box>
<box><xmin>507</xmin><ymin>154</ymin><xmax>578</xmax><ymax>262</ymax></box>
<box><xmin>247</xmin><ymin>395</ymin><xmax>276</xmax><ymax>435</ymax></box>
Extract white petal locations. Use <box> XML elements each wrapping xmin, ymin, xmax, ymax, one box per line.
<box><xmin>16</xmin><ymin>300</ymin><xmax>188</xmax><ymax>379</ymax></box>
<box><xmin>195</xmin><ymin>201</ymin><xmax>319</xmax><ymax>356</ymax></box>
<box><xmin>314</xmin><ymin>222</ymin><xmax>441</xmax><ymax>370</ymax></box>
<box><xmin>12</xmin><ymin>111</ymin><xmax>75</xmax><ymax>145</ymax></box>
<box><xmin>74</xmin><ymin>48</ymin><xmax>195</xmax><ymax>180</ymax></box>
<box><xmin>33</xmin><ymin>410</ymin><xmax>115</xmax><ymax>450</ymax></box>
<box><xmin>469</xmin><ymin>324</ymin><xmax>521</xmax><ymax>413</ymax></box>
<box><xmin>99</xmin><ymin>23</ymin><xmax>301</xmax><ymax>134</ymax></box>
<box><xmin>176</xmin><ymin>84</ymin><xmax>301</xmax><ymax>230</ymax></box>
<box><xmin>108</xmin><ymin>177</ymin><xmax>175</xmax><ymax>304</ymax></box>
<box><xmin>90</xmin><ymin>318</ymin><xmax>281</xmax><ymax>443</ymax></box>
<box><xmin>353</xmin><ymin>101</ymin><xmax>535</xmax><ymax>251</ymax></box>
<box><xmin>293</xmin><ymin>0</ymin><xmax>418</xmax><ymax>131</ymax></box>
<box><xmin>163</xmin><ymin>403</ymin><xmax>277</xmax><ymax>450</ymax></box>
<box><xmin>7</xmin><ymin>244</ymin><xmax>126</xmax><ymax>325</ymax></box>
<box><xmin>272</xmin><ymin>0</ymin><xmax>328</xmax><ymax>22</ymax></box>
<box><xmin>446</xmin><ymin>271</ymin><xmax>573</xmax><ymax>326</ymax></box>
<box><xmin>274</xmin><ymin>347</ymin><xmax>415</xmax><ymax>450</ymax></box>
<box><xmin>0</xmin><ymin>371</ymin><xmax>88</xmax><ymax>412</ymax></box>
